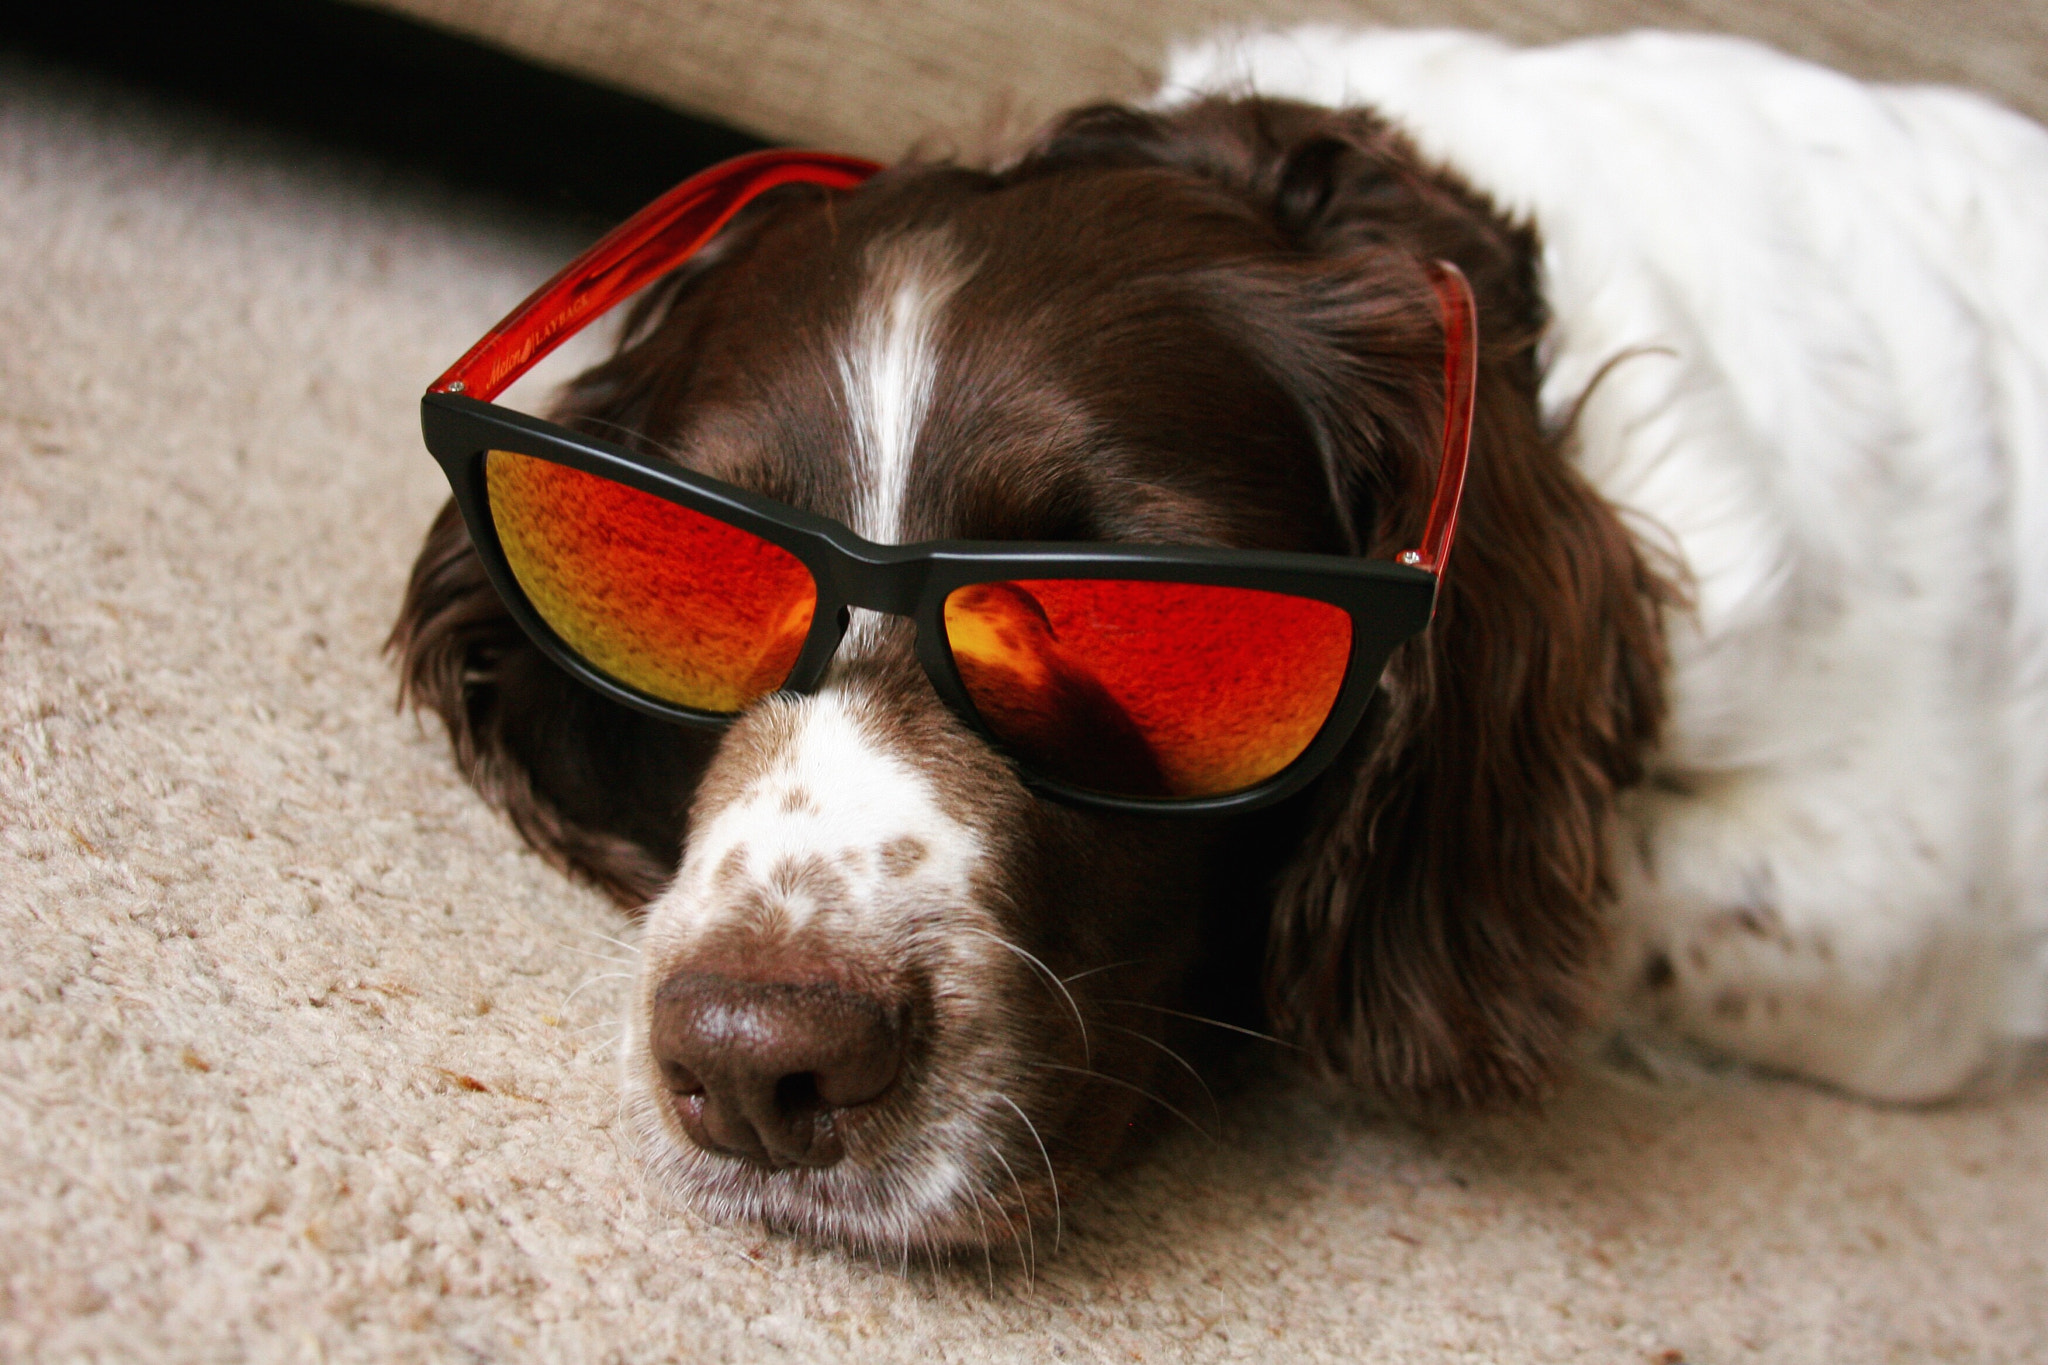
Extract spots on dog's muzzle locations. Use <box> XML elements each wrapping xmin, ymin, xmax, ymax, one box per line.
<box><xmin>646</xmin><ymin>689</ymin><xmax>994</xmax><ymax>944</ymax></box>
<box><xmin>880</xmin><ymin>836</ymin><xmax>929</xmax><ymax>878</ymax></box>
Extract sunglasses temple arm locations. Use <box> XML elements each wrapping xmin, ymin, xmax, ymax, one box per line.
<box><xmin>430</xmin><ymin>150</ymin><xmax>882</xmax><ymax>404</ymax></box>
<box><xmin>1403</xmin><ymin>260</ymin><xmax>1480</xmax><ymax>576</ymax></box>
<box><xmin>429</xmin><ymin>156</ymin><xmax>1474</xmax><ymax>570</ymax></box>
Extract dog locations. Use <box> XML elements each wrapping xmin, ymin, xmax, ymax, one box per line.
<box><xmin>391</xmin><ymin>28</ymin><xmax>2048</xmax><ymax>1255</ymax></box>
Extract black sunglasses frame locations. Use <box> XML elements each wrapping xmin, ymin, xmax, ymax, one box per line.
<box><xmin>423</xmin><ymin>391</ymin><xmax>1437</xmax><ymax>815</ymax></box>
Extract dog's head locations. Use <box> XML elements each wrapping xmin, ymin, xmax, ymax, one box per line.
<box><xmin>391</xmin><ymin>98</ymin><xmax>1665</xmax><ymax>1254</ymax></box>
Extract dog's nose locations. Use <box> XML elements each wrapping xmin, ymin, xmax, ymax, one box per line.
<box><xmin>648</xmin><ymin>971</ymin><xmax>904</xmax><ymax>1168</ymax></box>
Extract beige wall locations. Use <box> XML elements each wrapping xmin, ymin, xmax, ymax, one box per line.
<box><xmin>357</xmin><ymin>0</ymin><xmax>2046</xmax><ymax>160</ymax></box>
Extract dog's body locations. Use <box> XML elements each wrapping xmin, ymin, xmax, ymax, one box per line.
<box><xmin>396</xmin><ymin>29</ymin><xmax>2048</xmax><ymax>1253</ymax></box>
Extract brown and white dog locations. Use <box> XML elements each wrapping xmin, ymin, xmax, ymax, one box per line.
<box><xmin>392</xmin><ymin>30</ymin><xmax>2048</xmax><ymax>1254</ymax></box>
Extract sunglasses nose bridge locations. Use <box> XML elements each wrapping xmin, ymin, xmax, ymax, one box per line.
<box><xmin>815</xmin><ymin>544</ymin><xmax>929</xmax><ymax>621</ymax></box>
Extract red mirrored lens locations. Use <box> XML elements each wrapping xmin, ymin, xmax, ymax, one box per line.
<box><xmin>942</xmin><ymin>579</ymin><xmax>1352</xmax><ymax>798</ymax></box>
<box><xmin>485</xmin><ymin>450</ymin><xmax>817</xmax><ymax>712</ymax></box>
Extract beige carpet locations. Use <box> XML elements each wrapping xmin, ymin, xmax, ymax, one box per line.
<box><xmin>3</xmin><ymin>54</ymin><xmax>2045</xmax><ymax>1365</ymax></box>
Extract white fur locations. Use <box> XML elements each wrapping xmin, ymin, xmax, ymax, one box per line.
<box><xmin>837</xmin><ymin>231</ymin><xmax>969</xmax><ymax>545</ymax></box>
<box><xmin>1164</xmin><ymin>29</ymin><xmax>2048</xmax><ymax>1100</ymax></box>
<box><xmin>640</xmin><ymin>691</ymin><xmax>987</xmax><ymax>952</ymax></box>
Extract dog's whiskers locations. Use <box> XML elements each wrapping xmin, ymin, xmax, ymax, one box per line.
<box><xmin>561</xmin><ymin>971</ymin><xmax>632</xmax><ymax>1009</ymax></box>
<box><xmin>552</xmin><ymin>940</ymin><xmax>637</xmax><ymax>967</ymax></box>
<box><xmin>1097</xmin><ymin>1020</ymin><xmax>1223</xmax><ymax>1129</ymax></box>
<box><xmin>976</xmin><ymin>1178</ymin><xmax>1028</xmax><ymax>1279</ymax></box>
<box><xmin>983</xmin><ymin>1138</ymin><xmax>1036</xmax><ymax>1284</ymax></box>
<box><xmin>572</xmin><ymin>925</ymin><xmax>642</xmax><ymax>958</ymax></box>
<box><xmin>1060</xmin><ymin>958</ymin><xmax>1152</xmax><ymax>986</ymax></box>
<box><xmin>1030</xmin><ymin>1060</ymin><xmax>1216</xmax><ymax>1143</ymax></box>
<box><xmin>963</xmin><ymin>927</ymin><xmax>1090</xmax><ymax>1067</ymax></box>
<box><xmin>1100</xmin><ymin>999</ymin><xmax>1304</xmax><ymax>1051</ymax></box>
<box><xmin>969</xmin><ymin>1195</ymin><xmax>997</xmax><ymax>1290</ymax></box>
<box><xmin>993</xmin><ymin>1090</ymin><xmax>1063</xmax><ymax>1256</ymax></box>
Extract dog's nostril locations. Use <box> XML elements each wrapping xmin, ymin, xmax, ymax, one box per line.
<box><xmin>658</xmin><ymin>1057</ymin><xmax>705</xmax><ymax>1096</ymax></box>
<box><xmin>774</xmin><ymin>1071</ymin><xmax>822</xmax><ymax>1115</ymax></box>
<box><xmin>648</xmin><ymin>970</ymin><xmax>905</xmax><ymax>1169</ymax></box>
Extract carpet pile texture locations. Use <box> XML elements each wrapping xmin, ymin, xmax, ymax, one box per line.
<box><xmin>2</xmin><ymin>56</ymin><xmax>2044</xmax><ymax>1363</ymax></box>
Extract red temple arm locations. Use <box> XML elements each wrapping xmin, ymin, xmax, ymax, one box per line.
<box><xmin>1405</xmin><ymin>260</ymin><xmax>1479</xmax><ymax>576</ymax></box>
<box><xmin>432</xmin><ymin>149</ymin><xmax>882</xmax><ymax>403</ymax></box>
<box><xmin>432</xmin><ymin>150</ymin><xmax>1475</xmax><ymax>580</ymax></box>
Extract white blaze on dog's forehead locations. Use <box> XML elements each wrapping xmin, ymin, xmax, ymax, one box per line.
<box><xmin>837</xmin><ymin>230</ymin><xmax>971</xmax><ymax>544</ymax></box>
<box><xmin>668</xmin><ymin>691</ymin><xmax>983</xmax><ymax>933</ymax></box>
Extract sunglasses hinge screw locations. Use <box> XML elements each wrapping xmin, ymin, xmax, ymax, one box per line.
<box><xmin>447</xmin><ymin>380</ymin><xmax>466</xmax><ymax>393</ymax></box>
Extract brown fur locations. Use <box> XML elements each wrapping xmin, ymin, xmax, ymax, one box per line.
<box><xmin>390</xmin><ymin>96</ymin><xmax>1669</xmax><ymax>1223</ymax></box>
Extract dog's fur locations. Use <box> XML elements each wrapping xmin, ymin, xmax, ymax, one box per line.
<box><xmin>391</xmin><ymin>30</ymin><xmax>2048</xmax><ymax>1253</ymax></box>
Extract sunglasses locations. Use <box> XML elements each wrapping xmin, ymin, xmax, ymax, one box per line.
<box><xmin>421</xmin><ymin>150</ymin><xmax>1477</xmax><ymax>814</ymax></box>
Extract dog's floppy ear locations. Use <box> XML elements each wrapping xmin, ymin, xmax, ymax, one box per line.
<box><xmin>390</xmin><ymin>498</ymin><xmax>716</xmax><ymax>906</ymax></box>
<box><xmin>1228</xmin><ymin>104</ymin><xmax>1670</xmax><ymax>1108</ymax></box>
<box><xmin>1267</xmin><ymin>393</ymin><xmax>1671</xmax><ymax>1108</ymax></box>
<box><xmin>387</xmin><ymin>197</ymin><xmax>814</xmax><ymax>908</ymax></box>
<box><xmin>1032</xmin><ymin>97</ymin><xmax>1671</xmax><ymax>1106</ymax></box>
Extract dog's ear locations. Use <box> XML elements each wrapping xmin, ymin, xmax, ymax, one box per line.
<box><xmin>1266</xmin><ymin>382</ymin><xmax>1671</xmax><ymax>1107</ymax></box>
<box><xmin>386</xmin><ymin>195</ymin><xmax>819</xmax><ymax>908</ymax></box>
<box><xmin>1212</xmin><ymin>105</ymin><xmax>1669</xmax><ymax>1108</ymax></box>
<box><xmin>389</xmin><ymin>499</ymin><xmax>716</xmax><ymax>906</ymax></box>
<box><xmin>1028</xmin><ymin>98</ymin><xmax>1671</xmax><ymax>1106</ymax></box>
